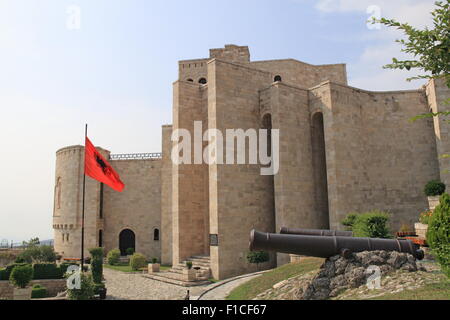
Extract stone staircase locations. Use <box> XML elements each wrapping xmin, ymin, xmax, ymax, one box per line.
<box><xmin>143</xmin><ymin>255</ymin><xmax>212</xmax><ymax>287</ymax></box>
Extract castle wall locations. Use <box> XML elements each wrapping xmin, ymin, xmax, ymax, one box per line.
<box><xmin>207</xmin><ymin>59</ymin><xmax>276</xmax><ymax>279</ymax></box>
<box><xmin>172</xmin><ymin>81</ymin><xmax>209</xmax><ymax>265</ymax></box>
<box><xmin>178</xmin><ymin>59</ymin><xmax>209</xmax><ymax>84</ymax></box>
<box><xmin>320</xmin><ymin>82</ymin><xmax>440</xmax><ymax>231</ymax></box>
<box><xmin>161</xmin><ymin>125</ymin><xmax>173</xmax><ymax>265</ymax></box>
<box><xmin>426</xmin><ymin>79</ymin><xmax>450</xmax><ymax>189</ymax></box>
<box><xmin>250</xmin><ymin>60</ymin><xmax>347</xmax><ymax>88</ymax></box>
<box><xmin>261</xmin><ymin>82</ymin><xmax>319</xmax><ymax>265</ymax></box>
<box><xmin>102</xmin><ymin>159</ymin><xmax>162</xmax><ymax>260</ymax></box>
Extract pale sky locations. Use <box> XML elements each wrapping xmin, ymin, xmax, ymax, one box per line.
<box><xmin>0</xmin><ymin>0</ymin><xmax>435</xmax><ymax>242</ymax></box>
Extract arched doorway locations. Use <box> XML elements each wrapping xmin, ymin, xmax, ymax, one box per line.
<box><xmin>119</xmin><ymin>229</ymin><xmax>135</xmax><ymax>256</ymax></box>
<box><xmin>311</xmin><ymin>112</ymin><xmax>330</xmax><ymax>229</ymax></box>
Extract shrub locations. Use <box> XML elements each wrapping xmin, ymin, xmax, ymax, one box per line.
<box><xmin>186</xmin><ymin>261</ymin><xmax>193</xmax><ymax>269</ymax></box>
<box><xmin>9</xmin><ymin>264</ymin><xmax>33</xmax><ymax>288</ymax></box>
<box><xmin>246</xmin><ymin>251</ymin><xmax>270</xmax><ymax>270</ymax></box>
<box><xmin>424</xmin><ymin>180</ymin><xmax>446</xmax><ymax>196</ymax></box>
<box><xmin>67</xmin><ymin>273</ymin><xmax>95</xmax><ymax>300</ymax></box>
<box><xmin>31</xmin><ymin>284</ymin><xmax>47</xmax><ymax>299</ymax></box>
<box><xmin>107</xmin><ymin>249</ymin><xmax>120</xmax><ymax>266</ymax></box>
<box><xmin>0</xmin><ymin>268</ymin><xmax>7</xmax><ymax>281</ymax></box>
<box><xmin>89</xmin><ymin>248</ymin><xmax>104</xmax><ymax>284</ymax></box>
<box><xmin>1</xmin><ymin>263</ymin><xmax>28</xmax><ymax>280</ymax></box>
<box><xmin>126</xmin><ymin>248</ymin><xmax>135</xmax><ymax>255</ymax></box>
<box><xmin>33</xmin><ymin>263</ymin><xmax>62</xmax><ymax>279</ymax></box>
<box><xmin>129</xmin><ymin>253</ymin><xmax>146</xmax><ymax>271</ymax></box>
<box><xmin>427</xmin><ymin>193</ymin><xmax>450</xmax><ymax>278</ymax></box>
<box><xmin>419</xmin><ymin>209</ymin><xmax>433</xmax><ymax>225</ymax></box>
<box><xmin>151</xmin><ymin>257</ymin><xmax>158</xmax><ymax>264</ymax></box>
<box><xmin>16</xmin><ymin>245</ymin><xmax>56</xmax><ymax>264</ymax></box>
<box><xmin>341</xmin><ymin>210</ymin><xmax>391</xmax><ymax>238</ymax></box>
<box><xmin>341</xmin><ymin>213</ymin><xmax>358</xmax><ymax>230</ymax></box>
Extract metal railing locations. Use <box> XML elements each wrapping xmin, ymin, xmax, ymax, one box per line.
<box><xmin>109</xmin><ymin>153</ymin><xmax>162</xmax><ymax>160</ymax></box>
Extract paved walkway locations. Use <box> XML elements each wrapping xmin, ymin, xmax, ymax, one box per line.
<box><xmin>198</xmin><ymin>272</ymin><xmax>265</xmax><ymax>300</ymax></box>
<box><xmin>104</xmin><ymin>267</ymin><xmax>266</xmax><ymax>300</ymax></box>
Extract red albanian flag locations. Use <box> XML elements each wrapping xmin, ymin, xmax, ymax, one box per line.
<box><xmin>84</xmin><ymin>137</ymin><xmax>125</xmax><ymax>192</ymax></box>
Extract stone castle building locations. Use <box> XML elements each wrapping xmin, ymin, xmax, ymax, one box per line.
<box><xmin>53</xmin><ymin>45</ymin><xmax>450</xmax><ymax>280</ymax></box>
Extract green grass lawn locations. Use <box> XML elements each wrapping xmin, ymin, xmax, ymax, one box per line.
<box><xmin>369</xmin><ymin>277</ymin><xmax>450</xmax><ymax>300</ymax></box>
<box><xmin>226</xmin><ymin>257</ymin><xmax>324</xmax><ymax>300</ymax></box>
<box><xmin>104</xmin><ymin>264</ymin><xmax>171</xmax><ymax>273</ymax></box>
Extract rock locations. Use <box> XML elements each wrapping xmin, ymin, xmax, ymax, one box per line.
<box><xmin>292</xmin><ymin>250</ymin><xmax>424</xmax><ymax>301</ymax></box>
<box><xmin>273</xmin><ymin>280</ymin><xmax>288</xmax><ymax>289</ymax></box>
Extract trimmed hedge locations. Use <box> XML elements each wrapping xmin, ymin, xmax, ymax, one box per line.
<box><xmin>424</xmin><ymin>180</ymin><xmax>446</xmax><ymax>196</ymax></box>
<box><xmin>33</xmin><ymin>263</ymin><xmax>63</xmax><ymax>280</ymax></box>
<box><xmin>31</xmin><ymin>284</ymin><xmax>47</xmax><ymax>299</ymax></box>
<box><xmin>1</xmin><ymin>263</ymin><xmax>71</xmax><ymax>281</ymax></box>
<box><xmin>107</xmin><ymin>249</ymin><xmax>120</xmax><ymax>266</ymax></box>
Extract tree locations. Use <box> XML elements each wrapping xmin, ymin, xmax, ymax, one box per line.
<box><xmin>373</xmin><ymin>1</ymin><xmax>449</xmax><ymax>89</ymax></box>
<box><xmin>22</xmin><ymin>237</ymin><xmax>40</xmax><ymax>248</ymax></box>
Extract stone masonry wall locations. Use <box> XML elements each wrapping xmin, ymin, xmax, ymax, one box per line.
<box><xmin>321</xmin><ymin>82</ymin><xmax>440</xmax><ymax>230</ymax></box>
<box><xmin>103</xmin><ymin>159</ymin><xmax>162</xmax><ymax>260</ymax></box>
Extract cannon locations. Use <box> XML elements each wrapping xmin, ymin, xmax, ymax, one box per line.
<box><xmin>249</xmin><ymin>229</ymin><xmax>424</xmax><ymax>260</ymax></box>
<box><xmin>280</xmin><ymin>227</ymin><xmax>353</xmax><ymax>237</ymax></box>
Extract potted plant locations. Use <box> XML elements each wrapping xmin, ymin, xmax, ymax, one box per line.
<box><xmin>183</xmin><ymin>261</ymin><xmax>196</xmax><ymax>281</ymax></box>
<box><xmin>94</xmin><ymin>283</ymin><xmax>107</xmax><ymax>300</ymax></box>
<box><xmin>9</xmin><ymin>264</ymin><xmax>34</xmax><ymax>300</ymax></box>
<box><xmin>148</xmin><ymin>257</ymin><xmax>160</xmax><ymax>273</ymax></box>
<box><xmin>415</xmin><ymin>209</ymin><xmax>432</xmax><ymax>238</ymax></box>
<box><xmin>424</xmin><ymin>180</ymin><xmax>445</xmax><ymax>210</ymax></box>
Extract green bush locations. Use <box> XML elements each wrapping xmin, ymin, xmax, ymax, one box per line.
<box><xmin>67</xmin><ymin>273</ymin><xmax>95</xmax><ymax>300</ymax></box>
<box><xmin>107</xmin><ymin>249</ymin><xmax>120</xmax><ymax>266</ymax></box>
<box><xmin>246</xmin><ymin>251</ymin><xmax>270</xmax><ymax>270</ymax></box>
<box><xmin>9</xmin><ymin>264</ymin><xmax>33</xmax><ymax>288</ymax></box>
<box><xmin>1</xmin><ymin>263</ymin><xmax>28</xmax><ymax>280</ymax></box>
<box><xmin>33</xmin><ymin>263</ymin><xmax>63</xmax><ymax>279</ymax></box>
<box><xmin>126</xmin><ymin>248</ymin><xmax>135</xmax><ymax>255</ymax></box>
<box><xmin>341</xmin><ymin>213</ymin><xmax>358</xmax><ymax>230</ymax></box>
<box><xmin>186</xmin><ymin>261</ymin><xmax>193</xmax><ymax>269</ymax></box>
<box><xmin>89</xmin><ymin>248</ymin><xmax>104</xmax><ymax>284</ymax></box>
<box><xmin>341</xmin><ymin>210</ymin><xmax>391</xmax><ymax>238</ymax></box>
<box><xmin>151</xmin><ymin>257</ymin><xmax>158</xmax><ymax>264</ymax></box>
<box><xmin>16</xmin><ymin>246</ymin><xmax>56</xmax><ymax>264</ymax></box>
<box><xmin>424</xmin><ymin>180</ymin><xmax>446</xmax><ymax>196</ymax></box>
<box><xmin>129</xmin><ymin>253</ymin><xmax>146</xmax><ymax>271</ymax></box>
<box><xmin>31</xmin><ymin>284</ymin><xmax>47</xmax><ymax>299</ymax></box>
<box><xmin>0</xmin><ymin>268</ymin><xmax>7</xmax><ymax>281</ymax></box>
<box><xmin>427</xmin><ymin>193</ymin><xmax>450</xmax><ymax>278</ymax></box>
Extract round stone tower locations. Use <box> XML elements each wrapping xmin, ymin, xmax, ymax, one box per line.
<box><xmin>53</xmin><ymin>145</ymin><xmax>109</xmax><ymax>259</ymax></box>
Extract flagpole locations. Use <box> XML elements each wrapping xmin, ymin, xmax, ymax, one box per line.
<box><xmin>81</xmin><ymin>123</ymin><xmax>87</xmax><ymax>272</ymax></box>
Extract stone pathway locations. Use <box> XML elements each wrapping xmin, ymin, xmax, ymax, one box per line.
<box><xmin>104</xmin><ymin>268</ymin><xmax>207</xmax><ymax>300</ymax></box>
<box><xmin>198</xmin><ymin>271</ymin><xmax>268</xmax><ymax>300</ymax></box>
<box><xmin>104</xmin><ymin>267</ymin><xmax>266</xmax><ymax>300</ymax></box>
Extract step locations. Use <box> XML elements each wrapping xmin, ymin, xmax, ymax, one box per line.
<box><xmin>143</xmin><ymin>273</ymin><xmax>211</xmax><ymax>287</ymax></box>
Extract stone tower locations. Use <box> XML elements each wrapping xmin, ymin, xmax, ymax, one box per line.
<box><xmin>53</xmin><ymin>145</ymin><xmax>109</xmax><ymax>259</ymax></box>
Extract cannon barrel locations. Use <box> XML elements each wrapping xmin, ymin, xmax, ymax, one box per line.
<box><xmin>280</xmin><ymin>227</ymin><xmax>353</xmax><ymax>237</ymax></box>
<box><xmin>249</xmin><ymin>230</ymin><xmax>424</xmax><ymax>260</ymax></box>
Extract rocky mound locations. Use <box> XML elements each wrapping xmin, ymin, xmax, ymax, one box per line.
<box><xmin>294</xmin><ymin>250</ymin><xmax>425</xmax><ymax>300</ymax></box>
